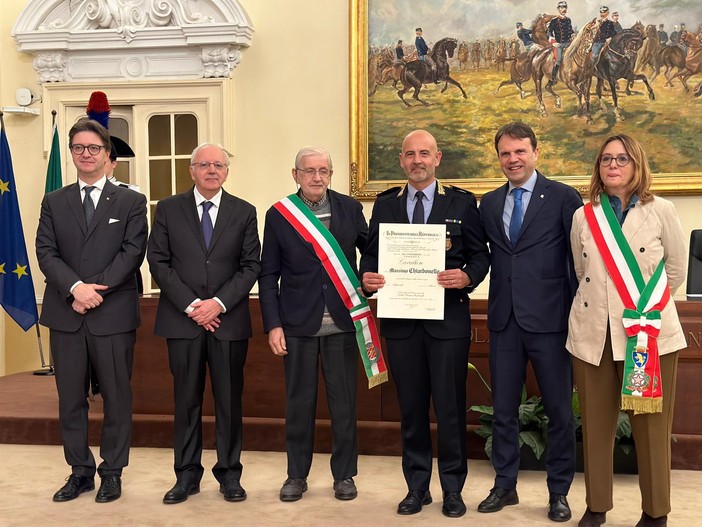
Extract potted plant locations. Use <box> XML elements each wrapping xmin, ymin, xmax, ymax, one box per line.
<box><xmin>467</xmin><ymin>363</ymin><xmax>637</xmax><ymax>473</ymax></box>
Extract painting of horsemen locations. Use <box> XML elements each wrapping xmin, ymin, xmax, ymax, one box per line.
<box><xmin>351</xmin><ymin>0</ymin><xmax>702</xmax><ymax>198</ymax></box>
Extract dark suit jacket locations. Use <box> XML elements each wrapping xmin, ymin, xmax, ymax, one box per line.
<box><xmin>259</xmin><ymin>190</ymin><xmax>368</xmax><ymax>336</ymax></box>
<box><xmin>36</xmin><ymin>180</ymin><xmax>148</xmax><ymax>335</ymax></box>
<box><xmin>479</xmin><ymin>171</ymin><xmax>582</xmax><ymax>333</ymax></box>
<box><xmin>360</xmin><ymin>182</ymin><xmax>490</xmax><ymax>340</ymax></box>
<box><xmin>147</xmin><ymin>187</ymin><xmax>261</xmax><ymax>341</ymax></box>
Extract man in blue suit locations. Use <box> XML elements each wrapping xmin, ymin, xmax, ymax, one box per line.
<box><xmin>477</xmin><ymin>122</ymin><xmax>582</xmax><ymax>522</ymax></box>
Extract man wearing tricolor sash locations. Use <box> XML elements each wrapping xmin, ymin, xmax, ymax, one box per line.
<box><xmin>566</xmin><ymin>135</ymin><xmax>686</xmax><ymax>527</ymax></box>
<box><xmin>361</xmin><ymin>130</ymin><xmax>490</xmax><ymax>518</ymax></box>
<box><xmin>260</xmin><ymin>146</ymin><xmax>377</xmax><ymax>503</ymax></box>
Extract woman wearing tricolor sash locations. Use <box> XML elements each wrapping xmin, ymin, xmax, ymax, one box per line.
<box><xmin>566</xmin><ymin>135</ymin><xmax>687</xmax><ymax>527</ymax></box>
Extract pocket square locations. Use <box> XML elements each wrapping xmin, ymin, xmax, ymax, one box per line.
<box><xmin>108</xmin><ymin>218</ymin><xmax>120</xmax><ymax>224</ymax></box>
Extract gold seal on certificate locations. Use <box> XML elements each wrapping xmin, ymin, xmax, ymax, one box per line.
<box><xmin>377</xmin><ymin>223</ymin><xmax>445</xmax><ymax>320</ymax></box>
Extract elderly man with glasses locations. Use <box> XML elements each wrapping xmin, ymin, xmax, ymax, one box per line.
<box><xmin>148</xmin><ymin>143</ymin><xmax>261</xmax><ymax>505</ymax></box>
<box><xmin>259</xmin><ymin>146</ymin><xmax>369</xmax><ymax>502</ymax></box>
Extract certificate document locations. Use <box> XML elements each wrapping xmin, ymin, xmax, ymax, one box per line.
<box><xmin>377</xmin><ymin>223</ymin><xmax>445</xmax><ymax>320</ymax></box>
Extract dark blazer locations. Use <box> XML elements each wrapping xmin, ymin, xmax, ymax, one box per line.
<box><xmin>479</xmin><ymin>171</ymin><xmax>582</xmax><ymax>333</ymax></box>
<box><xmin>147</xmin><ymin>187</ymin><xmax>261</xmax><ymax>341</ymax></box>
<box><xmin>259</xmin><ymin>190</ymin><xmax>368</xmax><ymax>336</ymax></box>
<box><xmin>360</xmin><ymin>182</ymin><xmax>490</xmax><ymax>339</ymax></box>
<box><xmin>36</xmin><ymin>180</ymin><xmax>148</xmax><ymax>335</ymax></box>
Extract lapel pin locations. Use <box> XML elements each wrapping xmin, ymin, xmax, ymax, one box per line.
<box><xmin>540</xmin><ymin>194</ymin><xmax>544</xmax><ymax>199</ymax></box>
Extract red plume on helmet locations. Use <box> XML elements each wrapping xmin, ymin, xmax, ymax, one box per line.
<box><xmin>86</xmin><ymin>91</ymin><xmax>111</xmax><ymax>130</ymax></box>
<box><xmin>85</xmin><ymin>91</ymin><xmax>134</xmax><ymax>158</ymax></box>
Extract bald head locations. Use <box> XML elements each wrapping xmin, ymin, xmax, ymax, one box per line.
<box><xmin>399</xmin><ymin>129</ymin><xmax>442</xmax><ymax>190</ymax></box>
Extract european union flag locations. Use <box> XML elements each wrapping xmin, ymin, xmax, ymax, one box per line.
<box><xmin>0</xmin><ymin>125</ymin><xmax>39</xmax><ymax>331</ymax></box>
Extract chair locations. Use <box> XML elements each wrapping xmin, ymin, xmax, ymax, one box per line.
<box><xmin>687</xmin><ymin>230</ymin><xmax>702</xmax><ymax>301</ymax></box>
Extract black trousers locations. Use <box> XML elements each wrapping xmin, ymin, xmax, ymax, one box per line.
<box><xmin>167</xmin><ymin>333</ymin><xmax>248</xmax><ymax>485</ymax></box>
<box><xmin>488</xmin><ymin>313</ymin><xmax>575</xmax><ymax>494</ymax></box>
<box><xmin>284</xmin><ymin>332</ymin><xmax>358</xmax><ymax>480</ymax></box>
<box><xmin>51</xmin><ymin>325</ymin><xmax>135</xmax><ymax>477</ymax></box>
<box><xmin>386</xmin><ymin>324</ymin><xmax>470</xmax><ymax>492</ymax></box>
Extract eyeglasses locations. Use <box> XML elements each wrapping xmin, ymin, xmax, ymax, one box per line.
<box><xmin>295</xmin><ymin>168</ymin><xmax>331</xmax><ymax>177</ymax></box>
<box><xmin>70</xmin><ymin>144</ymin><xmax>105</xmax><ymax>156</ymax></box>
<box><xmin>600</xmin><ymin>154</ymin><xmax>631</xmax><ymax>167</ymax></box>
<box><xmin>191</xmin><ymin>161</ymin><xmax>228</xmax><ymax>171</ymax></box>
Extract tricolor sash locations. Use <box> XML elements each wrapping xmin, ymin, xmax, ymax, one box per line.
<box><xmin>584</xmin><ymin>198</ymin><xmax>669</xmax><ymax>414</ymax></box>
<box><xmin>273</xmin><ymin>194</ymin><xmax>388</xmax><ymax>388</ymax></box>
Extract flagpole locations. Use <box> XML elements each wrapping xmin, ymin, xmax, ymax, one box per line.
<box><xmin>33</xmin><ymin>110</ymin><xmax>59</xmax><ymax>375</ymax></box>
<box><xmin>32</xmin><ymin>323</ymin><xmax>54</xmax><ymax>376</ymax></box>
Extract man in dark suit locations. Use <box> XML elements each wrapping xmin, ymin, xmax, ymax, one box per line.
<box><xmin>259</xmin><ymin>146</ymin><xmax>367</xmax><ymax>502</ymax></box>
<box><xmin>147</xmin><ymin>143</ymin><xmax>260</xmax><ymax>504</ymax></box>
<box><xmin>36</xmin><ymin>118</ymin><xmax>147</xmax><ymax>503</ymax></box>
<box><xmin>477</xmin><ymin>122</ymin><xmax>582</xmax><ymax>522</ymax></box>
<box><xmin>360</xmin><ymin>130</ymin><xmax>489</xmax><ymax>518</ymax></box>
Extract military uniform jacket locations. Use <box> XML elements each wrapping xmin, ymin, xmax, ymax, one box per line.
<box><xmin>360</xmin><ymin>181</ymin><xmax>489</xmax><ymax>340</ymax></box>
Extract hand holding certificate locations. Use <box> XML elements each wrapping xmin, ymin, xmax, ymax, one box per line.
<box><xmin>376</xmin><ymin>223</ymin><xmax>445</xmax><ymax>320</ymax></box>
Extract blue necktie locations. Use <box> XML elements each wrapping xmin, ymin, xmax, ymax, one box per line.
<box><xmin>201</xmin><ymin>201</ymin><xmax>214</xmax><ymax>249</ymax></box>
<box><xmin>412</xmin><ymin>191</ymin><xmax>425</xmax><ymax>224</ymax></box>
<box><xmin>83</xmin><ymin>186</ymin><xmax>95</xmax><ymax>226</ymax></box>
<box><xmin>509</xmin><ymin>187</ymin><xmax>525</xmax><ymax>246</ymax></box>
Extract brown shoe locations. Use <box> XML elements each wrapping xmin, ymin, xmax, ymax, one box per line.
<box><xmin>578</xmin><ymin>507</ymin><xmax>606</xmax><ymax>527</ymax></box>
<box><xmin>635</xmin><ymin>511</ymin><xmax>667</xmax><ymax>527</ymax></box>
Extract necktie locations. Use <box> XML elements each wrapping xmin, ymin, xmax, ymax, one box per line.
<box><xmin>201</xmin><ymin>201</ymin><xmax>214</xmax><ymax>249</ymax></box>
<box><xmin>509</xmin><ymin>187</ymin><xmax>525</xmax><ymax>246</ymax></box>
<box><xmin>83</xmin><ymin>186</ymin><xmax>95</xmax><ymax>226</ymax></box>
<box><xmin>412</xmin><ymin>191</ymin><xmax>425</xmax><ymax>224</ymax></box>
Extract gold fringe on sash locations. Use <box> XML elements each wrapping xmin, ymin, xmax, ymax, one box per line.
<box><xmin>368</xmin><ymin>371</ymin><xmax>388</xmax><ymax>389</ymax></box>
<box><xmin>621</xmin><ymin>394</ymin><xmax>663</xmax><ymax>415</ymax></box>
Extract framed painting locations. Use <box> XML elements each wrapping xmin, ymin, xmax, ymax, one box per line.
<box><xmin>350</xmin><ymin>0</ymin><xmax>702</xmax><ymax>199</ymax></box>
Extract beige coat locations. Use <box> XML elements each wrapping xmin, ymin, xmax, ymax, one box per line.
<box><xmin>566</xmin><ymin>196</ymin><xmax>687</xmax><ymax>365</ymax></box>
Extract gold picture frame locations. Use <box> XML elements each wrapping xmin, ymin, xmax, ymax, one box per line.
<box><xmin>350</xmin><ymin>0</ymin><xmax>702</xmax><ymax>199</ymax></box>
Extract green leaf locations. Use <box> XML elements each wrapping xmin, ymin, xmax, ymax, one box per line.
<box><xmin>616</xmin><ymin>411</ymin><xmax>633</xmax><ymax>440</ymax></box>
<box><xmin>468</xmin><ymin>404</ymin><xmax>494</xmax><ymax>416</ymax></box>
<box><xmin>520</xmin><ymin>431</ymin><xmax>546</xmax><ymax>460</ymax></box>
<box><xmin>485</xmin><ymin>435</ymin><xmax>493</xmax><ymax>460</ymax></box>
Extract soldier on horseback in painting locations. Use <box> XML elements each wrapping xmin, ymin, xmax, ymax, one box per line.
<box><xmin>415</xmin><ymin>28</ymin><xmax>437</xmax><ymax>82</ymax></box>
<box><xmin>516</xmin><ymin>22</ymin><xmax>534</xmax><ymax>51</ymax></box>
<box><xmin>658</xmin><ymin>24</ymin><xmax>668</xmax><ymax>46</ymax></box>
<box><xmin>612</xmin><ymin>11</ymin><xmax>623</xmax><ymax>33</ymax></box>
<box><xmin>593</xmin><ymin>6</ymin><xmax>617</xmax><ymax>65</ymax></box>
<box><xmin>395</xmin><ymin>40</ymin><xmax>405</xmax><ymax>61</ymax></box>
<box><xmin>548</xmin><ymin>1</ymin><xmax>575</xmax><ymax>84</ymax></box>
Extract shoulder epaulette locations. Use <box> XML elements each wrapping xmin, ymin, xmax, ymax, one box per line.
<box><xmin>376</xmin><ymin>186</ymin><xmax>402</xmax><ymax>198</ymax></box>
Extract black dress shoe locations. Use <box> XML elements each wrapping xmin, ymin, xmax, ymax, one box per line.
<box><xmin>53</xmin><ymin>474</ymin><xmax>95</xmax><ymax>502</ymax></box>
<box><xmin>477</xmin><ymin>487</ymin><xmax>519</xmax><ymax>513</ymax></box>
<box><xmin>333</xmin><ymin>478</ymin><xmax>358</xmax><ymax>500</ymax></box>
<box><xmin>635</xmin><ymin>511</ymin><xmax>668</xmax><ymax>527</ymax></box>
<box><xmin>220</xmin><ymin>480</ymin><xmax>247</xmax><ymax>502</ymax></box>
<box><xmin>442</xmin><ymin>491</ymin><xmax>466</xmax><ymax>518</ymax></box>
<box><xmin>280</xmin><ymin>478</ymin><xmax>307</xmax><ymax>502</ymax></box>
<box><xmin>95</xmin><ymin>475</ymin><xmax>121</xmax><ymax>503</ymax></box>
<box><xmin>548</xmin><ymin>494</ymin><xmax>571</xmax><ymax>522</ymax></box>
<box><xmin>163</xmin><ymin>481</ymin><xmax>200</xmax><ymax>504</ymax></box>
<box><xmin>397</xmin><ymin>490</ymin><xmax>432</xmax><ymax>515</ymax></box>
<box><xmin>578</xmin><ymin>507</ymin><xmax>606</xmax><ymax>527</ymax></box>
